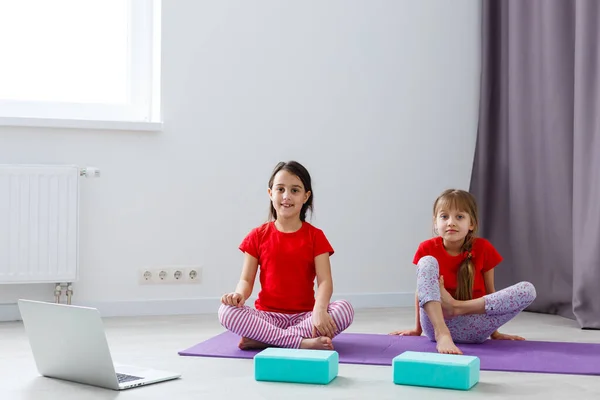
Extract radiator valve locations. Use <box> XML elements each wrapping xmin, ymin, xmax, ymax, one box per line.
<box><xmin>80</xmin><ymin>167</ymin><xmax>101</xmax><ymax>178</ymax></box>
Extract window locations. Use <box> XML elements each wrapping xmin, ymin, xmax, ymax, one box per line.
<box><xmin>0</xmin><ymin>0</ymin><xmax>161</xmax><ymax>131</ymax></box>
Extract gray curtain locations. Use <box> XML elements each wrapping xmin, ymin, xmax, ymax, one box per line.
<box><xmin>470</xmin><ymin>0</ymin><xmax>600</xmax><ymax>329</ymax></box>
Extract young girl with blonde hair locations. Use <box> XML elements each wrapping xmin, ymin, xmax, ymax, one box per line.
<box><xmin>391</xmin><ymin>189</ymin><xmax>536</xmax><ymax>354</ymax></box>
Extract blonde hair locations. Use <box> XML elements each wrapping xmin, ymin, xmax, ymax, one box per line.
<box><xmin>433</xmin><ymin>189</ymin><xmax>479</xmax><ymax>300</ymax></box>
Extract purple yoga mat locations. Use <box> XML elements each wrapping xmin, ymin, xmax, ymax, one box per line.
<box><xmin>179</xmin><ymin>331</ymin><xmax>600</xmax><ymax>376</ymax></box>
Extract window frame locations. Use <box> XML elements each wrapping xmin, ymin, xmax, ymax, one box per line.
<box><xmin>0</xmin><ymin>0</ymin><xmax>162</xmax><ymax>132</ymax></box>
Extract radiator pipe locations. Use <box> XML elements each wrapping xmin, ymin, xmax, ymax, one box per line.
<box><xmin>54</xmin><ymin>284</ymin><xmax>62</xmax><ymax>304</ymax></box>
<box><xmin>66</xmin><ymin>284</ymin><xmax>73</xmax><ymax>305</ymax></box>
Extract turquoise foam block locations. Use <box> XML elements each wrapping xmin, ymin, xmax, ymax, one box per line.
<box><xmin>393</xmin><ymin>351</ymin><xmax>480</xmax><ymax>390</ymax></box>
<box><xmin>254</xmin><ymin>348</ymin><xmax>338</xmax><ymax>384</ymax></box>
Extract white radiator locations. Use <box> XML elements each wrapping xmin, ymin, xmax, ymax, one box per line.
<box><xmin>0</xmin><ymin>165</ymin><xmax>79</xmax><ymax>284</ymax></box>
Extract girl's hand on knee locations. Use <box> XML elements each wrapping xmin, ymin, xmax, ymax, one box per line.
<box><xmin>312</xmin><ymin>309</ymin><xmax>337</xmax><ymax>338</ymax></box>
<box><xmin>491</xmin><ymin>331</ymin><xmax>525</xmax><ymax>341</ymax></box>
<box><xmin>389</xmin><ymin>329</ymin><xmax>422</xmax><ymax>336</ymax></box>
<box><xmin>221</xmin><ymin>292</ymin><xmax>245</xmax><ymax>307</ymax></box>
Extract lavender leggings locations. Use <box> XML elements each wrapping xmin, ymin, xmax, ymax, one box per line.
<box><xmin>417</xmin><ymin>256</ymin><xmax>536</xmax><ymax>343</ymax></box>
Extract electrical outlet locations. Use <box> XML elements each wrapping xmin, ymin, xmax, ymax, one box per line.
<box><xmin>173</xmin><ymin>269</ymin><xmax>183</xmax><ymax>281</ymax></box>
<box><xmin>139</xmin><ymin>266</ymin><xmax>202</xmax><ymax>285</ymax></box>
<box><xmin>186</xmin><ymin>267</ymin><xmax>201</xmax><ymax>284</ymax></box>
<box><xmin>139</xmin><ymin>270</ymin><xmax>153</xmax><ymax>285</ymax></box>
<box><xmin>158</xmin><ymin>270</ymin><xmax>168</xmax><ymax>281</ymax></box>
<box><xmin>139</xmin><ymin>268</ymin><xmax>172</xmax><ymax>284</ymax></box>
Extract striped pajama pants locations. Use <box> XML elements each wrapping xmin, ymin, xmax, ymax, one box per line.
<box><xmin>417</xmin><ymin>255</ymin><xmax>537</xmax><ymax>343</ymax></box>
<box><xmin>218</xmin><ymin>300</ymin><xmax>355</xmax><ymax>348</ymax></box>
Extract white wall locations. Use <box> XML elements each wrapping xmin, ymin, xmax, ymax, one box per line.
<box><xmin>0</xmin><ymin>0</ymin><xmax>481</xmax><ymax>320</ymax></box>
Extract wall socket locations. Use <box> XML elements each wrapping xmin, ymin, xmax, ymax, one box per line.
<box><xmin>139</xmin><ymin>266</ymin><xmax>202</xmax><ymax>285</ymax></box>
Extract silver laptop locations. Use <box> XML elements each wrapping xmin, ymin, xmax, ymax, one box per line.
<box><xmin>18</xmin><ymin>299</ymin><xmax>181</xmax><ymax>390</ymax></box>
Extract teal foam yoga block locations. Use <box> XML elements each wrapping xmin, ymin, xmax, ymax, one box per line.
<box><xmin>254</xmin><ymin>348</ymin><xmax>338</xmax><ymax>384</ymax></box>
<box><xmin>393</xmin><ymin>351</ymin><xmax>480</xmax><ymax>390</ymax></box>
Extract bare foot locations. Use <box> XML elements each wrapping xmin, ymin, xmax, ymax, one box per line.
<box><xmin>435</xmin><ymin>331</ymin><xmax>462</xmax><ymax>355</ymax></box>
<box><xmin>439</xmin><ymin>278</ymin><xmax>457</xmax><ymax>318</ymax></box>
<box><xmin>300</xmin><ymin>337</ymin><xmax>334</xmax><ymax>350</ymax></box>
<box><xmin>238</xmin><ymin>337</ymin><xmax>269</xmax><ymax>350</ymax></box>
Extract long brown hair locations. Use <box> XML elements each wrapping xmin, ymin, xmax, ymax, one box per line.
<box><xmin>433</xmin><ymin>189</ymin><xmax>479</xmax><ymax>300</ymax></box>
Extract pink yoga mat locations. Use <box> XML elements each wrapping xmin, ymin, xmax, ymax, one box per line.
<box><xmin>179</xmin><ymin>331</ymin><xmax>600</xmax><ymax>376</ymax></box>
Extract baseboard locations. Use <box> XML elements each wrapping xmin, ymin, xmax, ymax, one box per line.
<box><xmin>0</xmin><ymin>292</ymin><xmax>414</xmax><ymax>322</ymax></box>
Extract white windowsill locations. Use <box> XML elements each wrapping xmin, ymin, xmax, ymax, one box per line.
<box><xmin>0</xmin><ymin>116</ymin><xmax>163</xmax><ymax>132</ymax></box>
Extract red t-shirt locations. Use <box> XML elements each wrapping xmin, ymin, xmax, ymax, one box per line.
<box><xmin>239</xmin><ymin>221</ymin><xmax>334</xmax><ymax>314</ymax></box>
<box><xmin>413</xmin><ymin>236</ymin><xmax>502</xmax><ymax>299</ymax></box>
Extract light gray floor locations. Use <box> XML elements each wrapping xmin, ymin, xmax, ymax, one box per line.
<box><xmin>2</xmin><ymin>307</ymin><xmax>600</xmax><ymax>400</ymax></box>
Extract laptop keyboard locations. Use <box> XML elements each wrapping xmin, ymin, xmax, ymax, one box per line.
<box><xmin>117</xmin><ymin>373</ymin><xmax>144</xmax><ymax>383</ymax></box>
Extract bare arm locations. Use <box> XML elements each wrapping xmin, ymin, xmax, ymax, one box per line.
<box><xmin>310</xmin><ymin>252</ymin><xmax>337</xmax><ymax>338</ymax></box>
<box><xmin>414</xmin><ymin>290</ymin><xmax>423</xmax><ymax>334</ymax></box>
<box><xmin>314</xmin><ymin>252</ymin><xmax>333</xmax><ymax>311</ymax></box>
<box><xmin>483</xmin><ymin>269</ymin><xmax>496</xmax><ymax>295</ymax></box>
<box><xmin>222</xmin><ymin>253</ymin><xmax>258</xmax><ymax>307</ymax></box>
<box><xmin>220</xmin><ymin>253</ymin><xmax>258</xmax><ymax>307</ymax></box>
<box><xmin>390</xmin><ymin>289</ymin><xmax>423</xmax><ymax>335</ymax></box>
<box><xmin>235</xmin><ymin>253</ymin><xmax>259</xmax><ymax>300</ymax></box>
